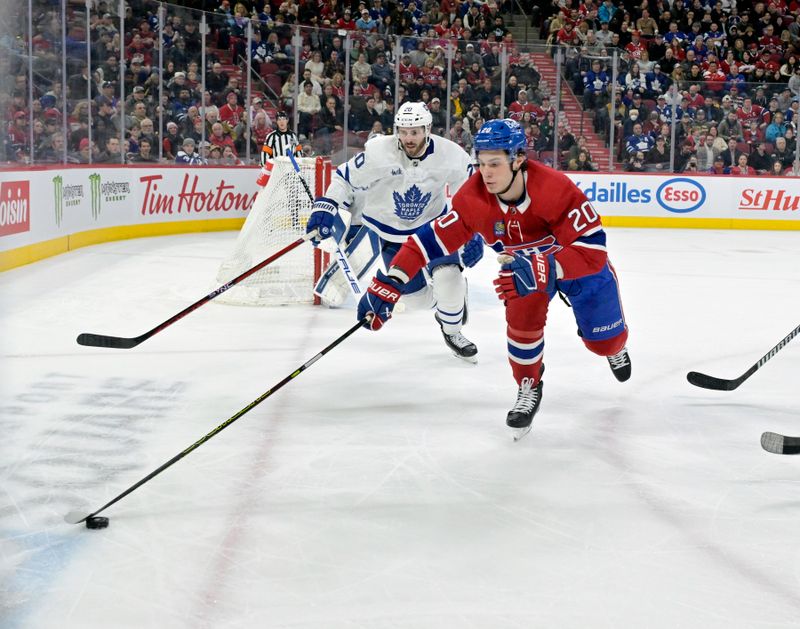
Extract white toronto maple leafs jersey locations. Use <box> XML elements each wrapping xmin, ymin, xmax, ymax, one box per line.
<box><xmin>324</xmin><ymin>134</ymin><xmax>475</xmax><ymax>242</ymax></box>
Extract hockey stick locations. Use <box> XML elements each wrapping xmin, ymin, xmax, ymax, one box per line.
<box><xmin>761</xmin><ymin>432</ymin><xmax>800</xmax><ymax>455</ymax></box>
<box><xmin>686</xmin><ymin>323</ymin><xmax>800</xmax><ymax>391</ymax></box>
<box><xmin>65</xmin><ymin>317</ymin><xmax>367</xmax><ymax>526</ymax></box>
<box><xmin>76</xmin><ymin>231</ymin><xmax>317</xmax><ymax>349</ymax></box>
<box><xmin>288</xmin><ymin>153</ymin><xmax>363</xmax><ymax>300</ymax></box>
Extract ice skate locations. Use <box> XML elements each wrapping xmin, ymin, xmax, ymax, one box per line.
<box><xmin>607</xmin><ymin>347</ymin><xmax>631</xmax><ymax>382</ymax></box>
<box><xmin>507</xmin><ymin>378</ymin><xmax>543</xmax><ymax>441</ymax></box>
<box><xmin>435</xmin><ymin>313</ymin><xmax>478</xmax><ymax>363</ymax></box>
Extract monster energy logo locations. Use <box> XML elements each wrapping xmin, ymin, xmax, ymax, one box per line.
<box><xmin>53</xmin><ymin>175</ymin><xmax>84</xmax><ymax>226</ymax></box>
<box><xmin>89</xmin><ymin>173</ymin><xmax>101</xmax><ymax>219</ymax></box>
<box><xmin>88</xmin><ymin>173</ymin><xmax>129</xmax><ymax>219</ymax></box>
<box><xmin>53</xmin><ymin>175</ymin><xmax>63</xmax><ymax>226</ymax></box>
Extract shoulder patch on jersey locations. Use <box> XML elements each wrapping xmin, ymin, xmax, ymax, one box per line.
<box><xmin>393</xmin><ymin>185</ymin><xmax>432</xmax><ymax>222</ymax></box>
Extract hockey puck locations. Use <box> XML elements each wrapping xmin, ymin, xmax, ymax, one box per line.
<box><xmin>85</xmin><ymin>516</ymin><xmax>109</xmax><ymax>529</ymax></box>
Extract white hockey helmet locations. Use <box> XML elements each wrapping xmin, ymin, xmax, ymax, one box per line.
<box><xmin>394</xmin><ymin>101</ymin><xmax>433</xmax><ymax>154</ymax></box>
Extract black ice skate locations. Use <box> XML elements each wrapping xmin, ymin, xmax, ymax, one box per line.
<box><xmin>607</xmin><ymin>347</ymin><xmax>631</xmax><ymax>382</ymax></box>
<box><xmin>507</xmin><ymin>378</ymin><xmax>544</xmax><ymax>441</ymax></box>
<box><xmin>435</xmin><ymin>314</ymin><xmax>478</xmax><ymax>364</ymax></box>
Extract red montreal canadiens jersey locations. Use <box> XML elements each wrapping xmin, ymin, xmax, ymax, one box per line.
<box><xmin>393</xmin><ymin>160</ymin><xmax>608</xmax><ymax>281</ymax></box>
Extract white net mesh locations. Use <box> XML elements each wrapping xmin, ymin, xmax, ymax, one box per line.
<box><xmin>215</xmin><ymin>157</ymin><xmax>321</xmax><ymax>305</ymax></box>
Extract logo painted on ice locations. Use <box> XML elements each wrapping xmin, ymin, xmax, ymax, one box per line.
<box><xmin>392</xmin><ymin>185</ymin><xmax>431</xmax><ymax>222</ymax></box>
<box><xmin>656</xmin><ymin>177</ymin><xmax>706</xmax><ymax>213</ymax></box>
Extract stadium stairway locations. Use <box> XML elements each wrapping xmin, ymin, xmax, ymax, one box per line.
<box><xmin>507</xmin><ymin>21</ymin><xmax>533</xmax><ymax>45</ymax></box>
<box><xmin>530</xmin><ymin>52</ymin><xmax>612</xmax><ymax>169</ymax></box>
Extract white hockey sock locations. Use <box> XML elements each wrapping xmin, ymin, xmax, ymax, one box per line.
<box><xmin>432</xmin><ymin>264</ymin><xmax>467</xmax><ymax>335</ymax></box>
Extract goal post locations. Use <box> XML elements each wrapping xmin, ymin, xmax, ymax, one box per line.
<box><xmin>214</xmin><ymin>156</ymin><xmax>331</xmax><ymax>306</ymax></box>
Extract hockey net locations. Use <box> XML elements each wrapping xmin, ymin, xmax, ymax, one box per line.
<box><xmin>214</xmin><ymin>156</ymin><xmax>331</xmax><ymax>305</ymax></box>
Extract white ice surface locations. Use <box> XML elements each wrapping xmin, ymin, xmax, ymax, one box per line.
<box><xmin>1</xmin><ymin>228</ymin><xmax>799</xmax><ymax>629</ymax></box>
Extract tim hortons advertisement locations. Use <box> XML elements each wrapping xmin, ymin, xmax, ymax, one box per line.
<box><xmin>0</xmin><ymin>167</ymin><xmax>261</xmax><ymax>254</ymax></box>
<box><xmin>139</xmin><ymin>172</ymin><xmax>257</xmax><ymax>216</ymax></box>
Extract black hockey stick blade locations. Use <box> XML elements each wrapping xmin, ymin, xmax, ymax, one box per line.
<box><xmin>761</xmin><ymin>432</ymin><xmax>800</xmax><ymax>455</ymax></box>
<box><xmin>75</xmin><ymin>232</ymin><xmax>316</xmax><ymax>350</ymax></box>
<box><xmin>687</xmin><ymin>323</ymin><xmax>800</xmax><ymax>391</ymax></box>
<box><xmin>76</xmin><ymin>332</ymin><xmax>144</xmax><ymax>349</ymax></box>
<box><xmin>686</xmin><ymin>370</ymin><xmax>747</xmax><ymax>391</ymax></box>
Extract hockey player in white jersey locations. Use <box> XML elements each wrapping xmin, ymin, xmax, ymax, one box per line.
<box><xmin>306</xmin><ymin>101</ymin><xmax>484</xmax><ymax>362</ymax></box>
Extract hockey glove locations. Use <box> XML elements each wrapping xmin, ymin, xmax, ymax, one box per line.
<box><xmin>494</xmin><ymin>253</ymin><xmax>556</xmax><ymax>301</ymax></box>
<box><xmin>357</xmin><ymin>270</ymin><xmax>403</xmax><ymax>330</ymax></box>
<box><xmin>317</xmin><ymin>208</ymin><xmax>352</xmax><ymax>254</ymax></box>
<box><xmin>306</xmin><ymin>197</ymin><xmax>338</xmax><ymax>243</ymax></box>
<box><xmin>460</xmin><ymin>234</ymin><xmax>485</xmax><ymax>268</ymax></box>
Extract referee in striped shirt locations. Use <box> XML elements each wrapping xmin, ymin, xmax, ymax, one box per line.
<box><xmin>256</xmin><ymin>111</ymin><xmax>303</xmax><ymax>187</ymax></box>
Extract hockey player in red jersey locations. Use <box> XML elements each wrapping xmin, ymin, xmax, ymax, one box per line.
<box><xmin>357</xmin><ymin>118</ymin><xmax>630</xmax><ymax>437</ymax></box>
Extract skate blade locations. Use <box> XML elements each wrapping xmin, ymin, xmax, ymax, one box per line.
<box><xmin>512</xmin><ymin>424</ymin><xmax>533</xmax><ymax>441</ymax></box>
<box><xmin>452</xmin><ymin>351</ymin><xmax>478</xmax><ymax>364</ymax></box>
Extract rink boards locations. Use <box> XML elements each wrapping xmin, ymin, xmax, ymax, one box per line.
<box><xmin>0</xmin><ymin>165</ymin><xmax>799</xmax><ymax>272</ymax></box>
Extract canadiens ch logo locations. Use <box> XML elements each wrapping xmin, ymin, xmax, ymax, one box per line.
<box><xmin>392</xmin><ymin>185</ymin><xmax>431</xmax><ymax>222</ymax></box>
<box><xmin>493</xmin><ymin>220</ymin><xmax>505</xmax><ymax>236</ymax></box>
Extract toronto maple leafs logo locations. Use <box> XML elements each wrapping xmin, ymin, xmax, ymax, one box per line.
<box><xmin>392</xmin><ymin>185</ymin><xmax>431</xmax><ymax>222</ymax></box>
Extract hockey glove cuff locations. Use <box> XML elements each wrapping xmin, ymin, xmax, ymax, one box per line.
<box><xmin>357</xmin><ymin>270</ymin><xmax>403</xmax><ymax>330</ymax></box>
<box><xmin>460</xmin><ymin>234</ymin><xmax>485</xmax><ymax>268</ymax></box>
<box><xmin>494</xmin><ymin>253</ymin><xmax>556</xmax><ymax>301</ymax></box>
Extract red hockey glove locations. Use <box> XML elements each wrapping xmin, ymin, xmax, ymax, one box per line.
<box><xmin>494</xmin><ymin>253</ymin><xmax>556</xmax><ymax>301</ymax></box>
<box><xmin>357</xmin><ymin>270</ymin><xmax>403</xmax><ymax>330</ymax></box>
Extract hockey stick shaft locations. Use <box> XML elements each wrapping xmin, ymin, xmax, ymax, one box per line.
<box><xmin>288</xmin><ymin>153</ymin><xmax>363</xmax><ymax>299</ymax></box>
<box><xmin>76</xmin><ymin>232</ymin><xmax>316</xmax><ymax>349</ymax></box>
<box><xmin>687</xmin><ymin>323</ymin><xmax>800</xmax><ymax>391</ymax></box>
<box><xmin>66</xmin><ymin>318</ymin><xmax>367</xmax><ymax>524</ymax></box>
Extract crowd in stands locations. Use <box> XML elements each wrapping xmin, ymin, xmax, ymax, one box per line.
<box><xmin>541</xmin><ymin>0</ymin><xmax>800</xmax><ymax>174</ymax></box>
<box><xmin>2</xmin><ymin>0</ymin><xmax>799</xmax><ymax>175</ymax></box>
<box><xmin>2</xmin><ymin>0</ymin><xmax>518</xmax><ymax>165</ymax></box>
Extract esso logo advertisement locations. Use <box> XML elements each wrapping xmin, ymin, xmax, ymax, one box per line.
<box><xmin>656</xmin><ymin>178</ymin><xmax>706</xmax><ymax>213</ymax></box>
